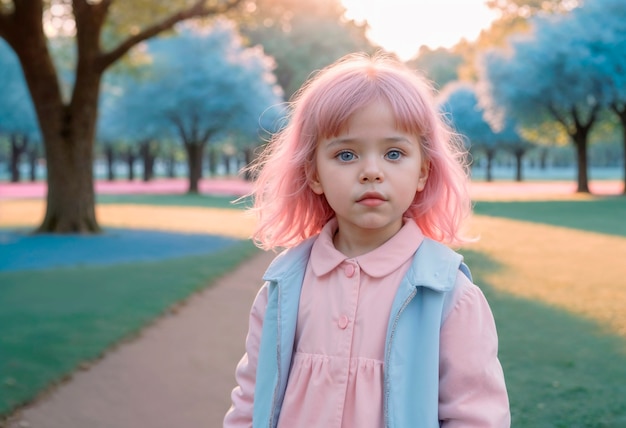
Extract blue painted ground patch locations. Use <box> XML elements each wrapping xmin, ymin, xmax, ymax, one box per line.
<box><xmin>0</xmin><ymin>229</ymin><xmax>240</xmax><ymax>272</ymax></box>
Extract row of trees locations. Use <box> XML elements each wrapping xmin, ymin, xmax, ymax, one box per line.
<box><xmin>0</xmin><ymin>0</ymin><xmax>374</xmax><ymax>233</ymax></box>
<box><xmin>429</xmin><ymin>0</ymin><xmax>625</xmax><ymax>192</ymax></box>
<box><xmin>1</xmin><ymin>0</ymin><xmax>624</xmax><ymax>235</ymax></box>
<box><xmin>98</xmin><ymin>19</ymin><xmax>284</xmax><ymax>193</ymax></box>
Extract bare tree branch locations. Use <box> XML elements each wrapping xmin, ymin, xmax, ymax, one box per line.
<box><xmin>546</xmin><ymin>102</ymin><xmax>571</xmax><ymax>134</ymax></box>
<box><xmin>96</xmin><ymin>0</ymin><xmax>243</xmax><ymax>72</ymax></box>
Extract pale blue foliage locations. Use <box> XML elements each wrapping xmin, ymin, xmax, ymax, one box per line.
<box><xmin>477</xmin><ymin>0</ymin><xmax>626</xmax><ymax>129</ymax></box>
<box><xmin>440</xmin><ymin>81</ymin><xmax>528</xmax><ymax>155</ymax></box>
<box><xmin>438</xmin><ymin>82</ymin><xmax>497</xmax><ymax>150</ymax></box>
<box><xmin>0</xmin><ymin>39</ymin><xmax>41</xmax><ymax>140</ymax></box>
<box><xmin>98</xmin><ymin>18</ymin><xmax>284</xmax><ymax>147</ymax></box>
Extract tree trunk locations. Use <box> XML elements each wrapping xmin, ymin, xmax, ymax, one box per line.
<box><xmin>28</xmin><ymin>147</ymin><xmax>38</xmax><ymax>182</ymax></box>
<box><xmin>611</xmin><ymin>105</ymin><xmax>626</xmax><ymax>195</ymax></box>
<box><xmin>166</xmin><ymin>152</ymin><xmax>176</xmax><ymax>178</ymax></box>
<box><xmin>225</xmin><ymin>154</ymin><xmax>233</xmax><ymax>176</ymax></box>
<box><xmin>140</xmin><ymin>141</ymin><xmax>156</xmax><ymax>182</ymax></box>
<box><xmin>39</xmin><ymin>115</ymin><xmax>101</xmax><ymax>232</ymax></box>
<box><xmin>126</xmin><ymin>148</ymin><xmax>137</xmax><ymax>181</ymax></box>
<box><xmin>185</xmin><ymin>142</ymin><xmax>205</xmax><ymax>193</ymax></box>
<box><xmin>9</xmin><ymin>134</ymin><xmax>28</xmax><ymax>183</ymax></box>
<box><xmin>514</xmin><ymin>149</ymin><xmax>524</xmax><ymax>182</ymax></box>
<box><xmin>485</xmin><ymin>149</ymin><xmax>494</xmax><ymax>182</ymax></box>
<box><xmin>622</xmin><ymin>123</ymin><xmax>626</xmax><ymax>195</ymax></box>
<box><xmin>572</xmin><ymin>132</ymin><xmax>590</xmax><ymax>193</ymax></box>
<box><xmin>243</xmin><ymin>146</ymin><xmax>256</xmax><ymax>181</ymax></box>
<box><xmin>105</xmin><ymin>145</ymin><xmax>115</xmax><ymax>181</ymax></box>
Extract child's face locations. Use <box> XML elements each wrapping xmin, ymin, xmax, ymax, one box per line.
<box><xmin>309</xmin><ymin>100</ymin><xmax>429</xmax><ymax>252</ymax></box>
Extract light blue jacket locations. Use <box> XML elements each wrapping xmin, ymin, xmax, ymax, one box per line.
<box><xmin>252</xmin><ymin>236</ymin><xmax>471</xmax><ymax>428</ymax></box>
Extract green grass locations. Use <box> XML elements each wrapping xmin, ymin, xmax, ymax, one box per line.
<box><xmin>464</xmin><ymin>249</ymin><xmax>626</xmax><ymax>427</ymax></box>
<box><xmin>96</xmin><ymin>193</ymin><xmax>252</xmax><ymax>209</ymax></box>
<box><xmin>0</xmin><ymin>240</ymin><xmax>258</xmax><ymax>417</ymax></box>
<box><xmin>473</xmin><ymin>197</ymin><xmax>626</xmax><ymax>237</ymax></box>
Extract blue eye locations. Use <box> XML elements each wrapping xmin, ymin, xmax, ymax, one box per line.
<box><xmin>337</xmin><ymin>151</ymin><xmax>355</xmax><ymax>162</ymax></box>
<box><xmin>386</xmin><ymin>150</ymin><xmax>402</xmax><ymax>160</ymax></box>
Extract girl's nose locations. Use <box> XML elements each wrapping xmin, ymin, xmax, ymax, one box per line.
<box><xmin>359</xmin><ymin>158</ymin><xmax>384</xmax><ymax>183</ymax></box>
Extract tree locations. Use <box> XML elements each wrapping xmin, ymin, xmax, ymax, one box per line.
<box><xmin>477</xmin><ymin>4</ymin><xmax>616</xmax><ymax>193</ymax></box>
<box><xmin>240</xmin><ymin>0</ymin><xmax>374</xmax><ymax>99</ymax></box>
<box><xmin>457</xmin><ymin>0</ymin><xmax>580</xmax><ymax>81</ymax></box>
<box><xmin>440</xmin><ymin>81</ymin><xmax>533</xmax><ymax>181</ymax></box>
<box><xmin>98</xmin><ymin>48</ymin><xmax>169</xmax><ymax>183</ymax></box>
<box><xmin>495</xmin><ymin>117</ymin><xmax>534</xmax><ymax>181</ymax></box>
<box><xmin>0</xmin><ymin>0</ymin><xmax>243</xmax><ymax>233</ymax></box>
<box><xmin>103</xmin><ymin>19</ymin><xmax>283</xmax><ymax>193</ymax></box>
<box><xmin>406</xmin><ymin>46</ymin><xmax>464</xmax><ymax>89</ymax></box>
<box><xmin>438</xmin><ymin>82</ymin><xmax>499</xmax><ymax>181</ymax></box>
<box><xmin>570</xmin><ymin>0</ymin><xmax>626</xmax><ymax>193</ymax></box>
<box><xmin>152</xmin><ymin>20</ymin><xmax>283</xmax><ymax>192</ymax></box>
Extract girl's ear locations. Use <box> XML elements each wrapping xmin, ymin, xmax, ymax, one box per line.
<box><xmin>309</xmin><ymin>175</ymin><xmax>324</xmax><ymax>195</ymax></box>
<box><xmin>417</xmin><ymin>161</ymin><xmax>430</xmax><ymax>192</ymax></box>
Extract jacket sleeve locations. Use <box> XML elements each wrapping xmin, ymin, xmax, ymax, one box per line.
<box><xmin>223</xmin><ymin>283</ymin><xmax>269</xmax><ymax>427</ymax></box>
<box><xmin>438</xmin><ymin>273</ymin><xmax>511</xmax><ymax>427</ymax></box>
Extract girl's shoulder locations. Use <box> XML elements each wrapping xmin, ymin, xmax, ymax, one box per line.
<box><xmin>262</xmin><ymin>236</ymin><xmax>317</xmax><ymax>282</ymax></box>
<box><xmin>441</xmin><ymin>269</ymin><xmax>486</xmax><ymax>324</ymax></box>
<box><xmin>407</xmin><ymin>238</ymin><xmax>465</xmax><ymax>293</ymax></box>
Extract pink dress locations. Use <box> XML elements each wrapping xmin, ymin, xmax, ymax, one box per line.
<box><xmin>224</xmin><ymin>218</ymin><xmax>510</xmax><ymax>427</ymax></box>
<box><xmin>277</xmin><ymin>219</ymin><xmax>421</xmax><ymax>427</ymax></box>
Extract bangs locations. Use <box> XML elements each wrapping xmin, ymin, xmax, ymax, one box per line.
<box><xmin>298</xmin><ymin>62</ymin><xmax>435</xmax><ymax>141</ymax></box>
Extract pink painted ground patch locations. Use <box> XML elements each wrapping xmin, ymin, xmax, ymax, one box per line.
<box><xmin>1</xmin><ymin>178</ymin><xmax>622</xmax><ymax>201</ymax></box>
<box><xmin>0</xmin><ymin>178</ymin><xmax>253</xmax><ymax>200</ymax></box>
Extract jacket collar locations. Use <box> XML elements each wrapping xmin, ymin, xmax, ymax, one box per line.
<box><xmin>262</xmin><ymin>218</ymin><xmax>461</xmax><ymax>293</ymax></box>
<box><xmin>309</xmin><ymin>218</ymin><xmax>425</xmax><ymax>278</ymax></box>
<box><xmin>262</xmin><ymin>236</ymin><xmax>315</xmax><ymax>283</ymax></box>
<box><xmin>403</xmin><ymin>238</ymin><xmax>463</xmax><ymax>292</ymax></box>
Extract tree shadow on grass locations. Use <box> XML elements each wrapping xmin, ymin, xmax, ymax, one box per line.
<box><xmin>462</xmin><ymin>249</ymin><xmax>626</xmax><ymax>428</ymax></box>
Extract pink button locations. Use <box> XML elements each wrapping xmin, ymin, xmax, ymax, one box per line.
<box><xmin>344</xmin><ymin>264</ymin><xmax>355</xmax><ymax>277</ymax></box>
<box><xmin>338</xmin><ymin>315</ymin><xmax>349</xmax><ymax>329</ymax></box>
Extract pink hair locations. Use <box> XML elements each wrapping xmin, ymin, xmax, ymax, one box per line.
<box><xmin>249</xmin><ymin>52</ymin><xmax>472</xmax><ymax>250</ymax></box>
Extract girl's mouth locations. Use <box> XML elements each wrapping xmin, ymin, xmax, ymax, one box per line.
<box><xmin>357</xmin><ymin>192</ymin><xmax>386</xmax><ymax>207</ymax></box>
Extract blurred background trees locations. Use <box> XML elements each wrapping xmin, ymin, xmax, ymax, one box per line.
<box><xmin>0</xmin><ymin>0</ymin><xmax>624</xmax><ymax>234</ymax></box>
<box><xmin>0</xmin><ymin>0</ymin><xmax>246</xmax><ymax>233</ymax></box>
<box><xmin>99</xmin><ymin>19</ymin><xmax>283</xmax><ymax>193</ymax></box>
<box><xmin>475</xmin><ymin>0</ymin><xmax>625</xmax><ymax>193</ymax></box>
<box><xmin>238</xmin><ymin>0</ymin><xmax>374</xmax><ymax>98</ymax></box>
<box><xmin>0</xmin><ymin>40</ymin><xmax>41</xmax><ymax>183</ymax></box>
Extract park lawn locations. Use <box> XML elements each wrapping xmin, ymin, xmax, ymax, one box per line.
<box><xmin>0</xmin><ymin>240</ymin><xmax>258</xmax><ymax>417</ymax></box>
<box><xmin>466</xmin><ymin>213</ymin><xmax>626</xmax><ymax>337</ymax></box>
<box><xmin>473</xmin><ymin>196</ymin><xmax>626</xmax><ymax>237</ymax></box>
<box><xmin>464</xmin><ymin>249</ymin><xmax>626</xmax><ymax>427</ymax></box>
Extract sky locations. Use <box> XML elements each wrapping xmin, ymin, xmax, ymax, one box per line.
<box><xmin>341</xmin><ymin>0</ymin><xmax>500</xmax><ymax>60</ymax></box>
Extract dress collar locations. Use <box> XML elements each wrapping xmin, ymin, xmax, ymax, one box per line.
<box><xmin>310</xmin><ymin>218</ymin><xmax>425</xmax><ymax>278</ymax></box>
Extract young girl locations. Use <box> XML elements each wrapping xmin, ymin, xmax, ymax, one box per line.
<box><xmin>224</xmin><ymin>53</ymin><xmax>510</xmax><ymax>427</ymax></box>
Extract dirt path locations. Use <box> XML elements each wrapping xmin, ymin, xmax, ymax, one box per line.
<box><xmin>5</xmin><ymin>248</ymin><xmax>275</xmax><ymax>428</ymax></box>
